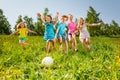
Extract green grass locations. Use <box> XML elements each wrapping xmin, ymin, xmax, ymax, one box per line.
<box><xmin>0</xmin><ymin>35</ymin><xmax>120</xmax><ymax>80</ymax></box>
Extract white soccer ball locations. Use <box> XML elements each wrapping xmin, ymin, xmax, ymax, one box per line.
<box><xmin>42</xmin><ymin>57</ymin><xmax>53</xmax><ymax>66</ymax></box>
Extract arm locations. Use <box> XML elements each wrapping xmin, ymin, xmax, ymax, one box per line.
<box><xmin>77</xmin><ymin>23</ymin><xmax>83</xmax><ymax>31</ymax></box>
<box><xmin>53</xmin><ymin>12</ymin><xmax>59</xmax><ymax>25</ymax></box>
<box><xmin>86</xmin><ymin>22</ymin><xmax>103</xmax><ymax>27</ymax></box>
<box><xmin>37</xmin><ymin>13</ymin><xmax>45</xmax><ymax>23</ymax></box>
<box><xmin>9</xmin><ymin>30</ymin><xmax>19</xmax><ymax>36</ymax></box>
<box><xmin>55</xmin><ymin>28</ymin><xmax>59</xmax><ymax>38</ymax></box>
<box><xmin>28</xmin><ymin>29</ymin><xmax>37</xmax><ymax>34</ymax></box>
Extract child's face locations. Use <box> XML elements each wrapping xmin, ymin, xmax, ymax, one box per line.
<box><xmin>20</xmin><ymin>23</ymin><xmax>25</xmax><ymax>28</ymax></box>
<box><xmin>61</xmin><ymin>17</ymin><xmax>67</xmax><ymax>22</ymax></box>
<box><xmin>69</xmin><ymin>15</ymin><xmax>73</xmax><ymax>20</ymax></box>
<box><xmin>46</xmin><ymin>16</ymin><xmax>51</xmax><ymax>22</ymax></box>
<box><xmin>79</xmin><ymin>18</ymin><xmax>84</xmax><ymax>25</ymax></box>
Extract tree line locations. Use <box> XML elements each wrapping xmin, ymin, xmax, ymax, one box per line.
<box><xmin>0</xmin><ymin>7</ymin><xmax>120</xmax><ymax>37</ymax></box>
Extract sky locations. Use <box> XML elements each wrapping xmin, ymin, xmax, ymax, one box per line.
<box><xmin>0</xmin><ymin>0</ymin><xmax>120</xmax><ymax>30</ymax></box>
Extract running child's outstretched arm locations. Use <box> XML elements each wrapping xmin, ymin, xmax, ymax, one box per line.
<box><xmin>86</xmin><ymin>22</ymin><xmax>103</xmax><ymax>27</ymax></box>
<box><xmin>37</xmin><ymin>13</ymin><xmax>45</xmax><ymax>23</ymax></box>
<box><xmin>28</xmin><ymin>29</ymin><xmax>37</xmax><ymax>34</ymax></box>
<box><xmin>9</xmin><ymin>30</ymin><xmax>19</xmax><ymax>36</ymax></box>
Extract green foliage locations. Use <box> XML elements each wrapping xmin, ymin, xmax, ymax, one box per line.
<box><xmin>0</xmin><ymin>9</ymin><xmax>11</xmax><ymax>34</ymax></box>
<box><xmin>23</xmin><ymin>16</ymin><xmax>36</xmax><ymax>36</ymax></box>
<box><xmin>85</xmin><ymin>6</ymin><xmax>102</xmax><ymax>36</ymax></box>
<box><xmin>0</xmin><ymin>35</ymin><xmax>120</xmax><ymax>80</ymax></box>
<box><xmin>34</xmin><ymin>18</ymin><xmax>45</xmax><ymax>35</ymax></box>
<box><xmin>14</xmin><ymin>15</ymin><xmax>23</xmax><ymax>30</ymax></box>
<box><xmin>85</xmin><ymin>6</ymin><xmax>120</xmax><ymax>37</ymax></box>
<box><xmin>34</xmin><ymin>8</ymin><xmax>49</xmax><ymax>36</ymax></box>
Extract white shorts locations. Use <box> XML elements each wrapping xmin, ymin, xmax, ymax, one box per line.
<box><xmin>79</xmin><ymin>32</ymin><xmax>90</xmax><ymax>42</ymax></box>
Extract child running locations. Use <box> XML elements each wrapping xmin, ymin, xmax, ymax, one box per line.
<box><xmin>68</xmin><ymin>14</ymin><xmax>78</xmax><ymax>52</ymax></box>
<box><xmin>9</xmin><ymin>22</ymin><xmax>37</xmax><ymax>46</ymax></box>
<box><xmin>37</xmin><ymin>12</ymin><xmax>59</xmax><ymax>54</ymax></box>
<box><xmin>77</xmin><ymin>17</ymin><xmax>103</xmax><ymax>50</ymax></box>
<box><xmin>55</xmin><ymin>14</ymin><xmax>68</xmax><ymax>55</ymax></box>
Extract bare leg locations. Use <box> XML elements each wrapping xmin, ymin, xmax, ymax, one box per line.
<box><xmin>64</xmin><ymin>40</ymin><xmax>68</xmax><ymax>55</ymax></box>
<box><xmin>46</xmin><ymin>40</ymin><xmax>50</xmax><ymax>54</ymax></box>
<box><xmin>72</xmin><ymin>34</ymin><xmax>77</xmax><ymax>51</ymax></box>
<box><xmin>59</xmin><ymin>37</ymin><xmax>63</xmax><ymax>50</ymax></box>
<box><xmin>86</xmin><ymin>38</ymin><xmax>91</xmax><ymax>50</ymax></box>
<box><xmin>82</xmin><ymin>39</ymin><xmax>88</xmax><ymax>50</ymax></box>
<box><xmin>52</xmin><ymin>40</ymin><xmax>56</xmax><ymax>51</ymax></box>
<box><xmin>68</xmin><ymin>35</ymin><xmax>74</xmax><ymax>51</ymax></box>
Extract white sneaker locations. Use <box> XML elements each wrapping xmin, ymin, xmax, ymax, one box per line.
<box><xmin>66</xmin><ymin>51</ymin><xmax>68</xmax><ymax>55</ymax></box>
<box><xmin>88</xmin><ymin>45</ymin><xmax>91</xmax><ymax>50</ymax></box>
<box><xmin>59</xmin><ymin>45</ymin><xmax>62</xmax><ymax>50</ymax></box>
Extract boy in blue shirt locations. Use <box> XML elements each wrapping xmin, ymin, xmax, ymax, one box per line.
<box><xmin>55</xmin><ymin>15</ymin><xmax>68</xmax><ymax>55</ymax></box>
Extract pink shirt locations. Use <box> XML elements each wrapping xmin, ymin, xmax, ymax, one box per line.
<box><xmin>68</xmin><ymin>22</ymin><xmax>76</xmax><ymax>34</ymax></box>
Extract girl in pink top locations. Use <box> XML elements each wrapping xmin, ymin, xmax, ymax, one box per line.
<box><xmin>68</xmin><ymin>14</ymin><xmax>78</xmax><ymax>52</ymax></box>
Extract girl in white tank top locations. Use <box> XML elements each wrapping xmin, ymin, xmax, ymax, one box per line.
<box><xmin>77</xmin><ymin>17</ymin><xmax>103</xmax><ymax>50</ymax></box>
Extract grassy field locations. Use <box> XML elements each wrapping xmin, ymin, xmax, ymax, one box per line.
<box><xmin>0</xmin><ymin>35</ymin><xmax>120</xmax><ymax>80</ymax></box>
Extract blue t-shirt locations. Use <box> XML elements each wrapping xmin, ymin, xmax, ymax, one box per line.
<box><xmin>44</xmin><ymin>22</ymin><xmax>55</xmax><ymax>40</ymax></box>
<box><xmin>56</xmin><ymin>22</ymin><xmax>67</xmax><ymax>35</ymax></box>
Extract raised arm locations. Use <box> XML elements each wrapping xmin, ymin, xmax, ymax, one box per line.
<box><xmin>37</xmin><ymin>13</ymin><xmax>45</xmax><ymax>23</ymax></box>
<box><xmin>86</xmin><ymin>22</ymin><xmax>103</xmax><ymax>27</ymax></box>
<box><xmin>53</xmin><ymin>12</ymin><xmax>59</xmax><ymax>25</ymax></box>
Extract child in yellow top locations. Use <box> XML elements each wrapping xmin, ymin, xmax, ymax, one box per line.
<box><xmin>10</xmin><ymin>22</ymin><xmax>37</xmax><ymax>46</ymax></box>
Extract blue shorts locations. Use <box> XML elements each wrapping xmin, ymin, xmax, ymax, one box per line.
<box><xmin>44</xmin><ymin>35</ymin><xmax>55</xmax><ymax>41</ymax></box>
<box><xmin>57</xmin><ymin>34</ymin><xmax>67</xmax><ymax>41</ymax></box>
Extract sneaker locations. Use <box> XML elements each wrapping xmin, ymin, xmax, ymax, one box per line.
<box><xmin>65</xmin><ymin>51</ymin><xmax>68</xmax><ymax>55</ymax></box>
<box><xmin>75</xmin><ymin>49</ymin><xmax>78</xmax><ymax>52</ymax></box>
<box><xmin>59</xmin><ymin>45</ymin><xmax>62</xmax><ymax>50</ymax></box>
<box><xmin>87</xmin><ymin>45</ymin><xmax>91</xmax><ymax>50</ymax></box>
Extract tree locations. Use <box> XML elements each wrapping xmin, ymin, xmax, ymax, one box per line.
<box><xmin>43</xmin><ymin>8</ymin><xmax>49</xmax><ymax>19</ymax></box>
<box><xmin>34</xmin><ymin>8</ymin><xmax>49</xmax><ymax>36</ymax></box>
<box><xmin>85</xmin><ymin>6</ymin><xmax>102</xmax><ymax>36</ymax></box>
<box><xmin>0</xmin><ymin>9</ymin><xmax>11</xmax><ymax>34</ymax></box>
<box><xmin>34</xmin><ymin>18</ymin><xmax>45</xmax><ymax>35</ymax></box>
<box><xmin>23</xmin><ymin>16</ymin><xmax>35</xmax><ymax>35</ymax></box>
<box><xmin>14</xmin><ymin>15</ymin><xmax>23</xmax><ymax>30</ymax></box>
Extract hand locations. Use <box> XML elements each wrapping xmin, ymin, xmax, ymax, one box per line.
<box><xmin>37</xmin><ymin>13</ymin><xmax>41</xmax><ymax>17</ymax></box>
<box><xmin>34</xmin><ymin>32</ymin><xmax>37</xmax><ymax>34</ymax></box>
<box><xmin>56</xmin><ymin>12</ymin><xmax>59</xmax><ymax>17</ymax></box>
<box><xmin>98</xmin><ymin>22</ymin><xmax>104</xmax><ymax>25</ymax></box>
<box><xmin>100</xmin><ymin>21</ymin><xmax>104</xmax><ymax>25</ymax></box>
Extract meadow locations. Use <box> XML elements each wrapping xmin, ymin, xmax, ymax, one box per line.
<box><xmin>0</xmin><ymin>35</ymin><xmax>120</xmax><ymax>80</ymax></box>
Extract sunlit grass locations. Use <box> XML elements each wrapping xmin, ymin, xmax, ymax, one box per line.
<box><xmin>0</xmin><ymin>35</ymin><xmax>120</xmax><ymax>80</ymax></box>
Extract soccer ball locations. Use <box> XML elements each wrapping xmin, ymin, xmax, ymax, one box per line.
<box><xmin>42</xmin><ymin>57</ymin><xmax>53</xmax><ymax>66</ymax></box>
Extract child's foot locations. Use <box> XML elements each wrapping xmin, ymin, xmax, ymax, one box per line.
<box><xmin>59</xmin><ymin>45</ymin><xmax>62</xmax><ymax>50</ymax></box>
<box><xmin>65</xmin><ymin>51</ymin><xmax>68</xmax><ymax>55</ymax></box>
<box><xmin>75</xmin><ymin>48</ymin><xmax>78</xmax><ymax>52</ymax></box>
<box><xmin>87</xmin><ymin>45</ymin><xmax>91</xmax><ymax>50</ymax></box>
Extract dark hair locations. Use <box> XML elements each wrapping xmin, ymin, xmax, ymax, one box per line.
<box><xmin>62</xmin><ymin>15</ymin><xmax>68</xmax><ymax>21</ymax></box>
<box><xmin>47</xmin><ymin>15</ymin><xmax>52</xmax><ymax>20</ymax></box>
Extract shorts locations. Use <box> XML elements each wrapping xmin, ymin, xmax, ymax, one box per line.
<box><xmin>19</xmin><ymin>37</ymin><xmax>27</xmax><ymax>41</ymax></box>
<box><xmin>79</xmin><ymin>34</ymin><xmax>90</xmax><ymax>42</ymax></box>
<box><xmin>57</xmin><ymin>34</ymin><xmax>67</xmax><ymax>41</ymax></box>
<box><xmin>44</xmin><ymin>35</ymin><xmax>55</xmax><ymax>41</ymax></box>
